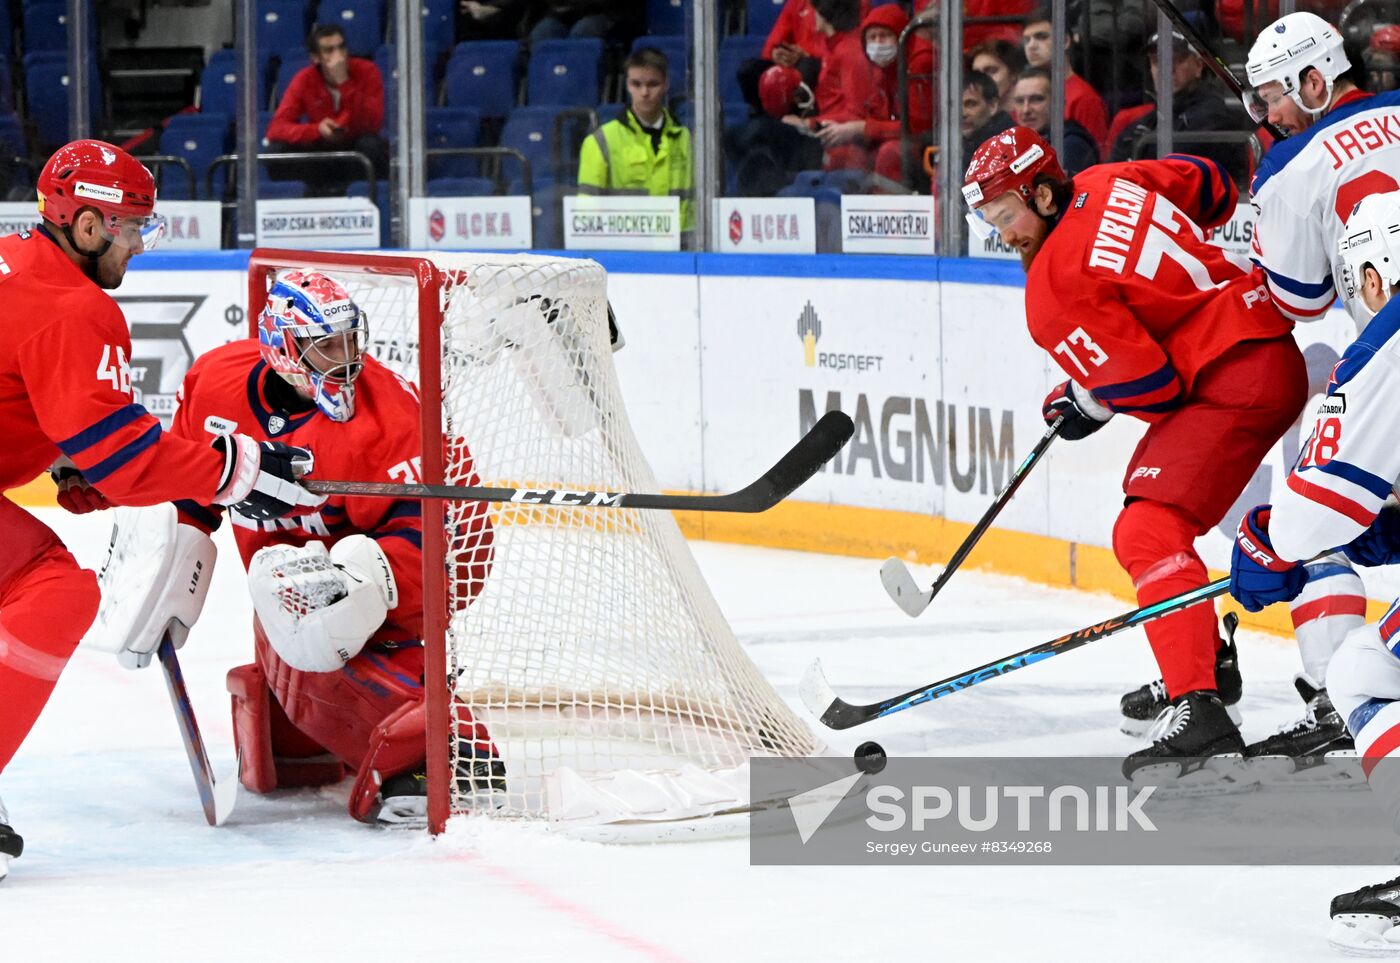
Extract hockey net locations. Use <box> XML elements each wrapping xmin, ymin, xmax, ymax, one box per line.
<box><xmin>247</xmin><ymin>249</ymin><xmax>821</xmax><ymax>837</ymax></box>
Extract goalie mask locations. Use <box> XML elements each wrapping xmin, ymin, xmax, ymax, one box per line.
<box><xmin>1337</xmin><ymin>191</ymin><xmax>1400</xmax><ymax>319</ymax></box>
<box><xmin>258</xmin><ymin>271</ymin><xmax>366</xmax><ymax>422</ymax></box>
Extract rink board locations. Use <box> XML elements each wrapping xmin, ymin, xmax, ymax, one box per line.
<box><xmin>19</xmin><ymin>249</ymin><xmax>1388</xmax><ymax>634</ymax></box>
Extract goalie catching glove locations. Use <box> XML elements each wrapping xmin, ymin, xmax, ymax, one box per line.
<box><xmin>211</xmin><ymin>434</ymin><xmax>326</xmax><ymax>520</ymax></box>
<box><xmin>248</xmin><ymin>535</ymin><xmax>398</xmax><ymax>673</ymax></box>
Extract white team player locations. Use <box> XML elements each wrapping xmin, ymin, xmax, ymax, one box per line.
<box><xmin>1238</xmin><ymin>10</ymin><xmax>1381</xmax><ymax>760</ymax></box>
<box><xmin>1228</xmin><ymin>190</ymin><xmax>1400</xmax><ymax>953</ymax></box>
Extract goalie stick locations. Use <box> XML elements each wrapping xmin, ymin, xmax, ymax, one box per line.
<box><xmin>304</xmin><ymin>410</ymin><xmax>855</xmax><ymax>512</ymax></box>
<box><xmin>880</xmin><ymin>416</ymin><xmax>1063</xmax><ymax>617</ymax></box>
<box><xmin>158</xmin><ymin>634</ymin><xmax>238</xmax><ymax>826</ymax></box>
<box><xmin>1147</xmin><ymin>0</ymin><xmax>1288</xmax><ymax>140</ymax></box>
<box><xmin>801</xmin><ymin>576</ymin><xmax>1229</xmax><ymax>730</ymax></box>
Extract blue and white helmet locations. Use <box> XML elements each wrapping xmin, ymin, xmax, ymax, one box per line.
<box><xmin>257</xmin><ymin>270</ymin><xmax>366</xmax><ymax>422</ymax></box>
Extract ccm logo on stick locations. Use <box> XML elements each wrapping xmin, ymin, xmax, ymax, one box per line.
<box><xmin>511</xmin><ymin>489</ymin><xmax>625</xmax><ymax>507</ymax></box>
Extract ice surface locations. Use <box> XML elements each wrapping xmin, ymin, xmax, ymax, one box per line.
<box><xmin>1</xmin><ymin>509</ymin><xmax>1375</xmax><ymax>961</ymax></box>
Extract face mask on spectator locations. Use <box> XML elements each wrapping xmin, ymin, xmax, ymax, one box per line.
<box><xmin>867</xmin><ymin>42</ymin><xmax>897</xmax><ymax>67</ymax></box>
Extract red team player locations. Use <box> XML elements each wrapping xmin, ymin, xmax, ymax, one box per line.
<box><xmin>0</xmin><ymin>141</ymin><xmax>324</xmax><ymax>881</ymax></box>
<box><xmin>144</xmin><ymin>270</ymin><xmax>499</xmax><ymax>824</ymax></box>
<box><xmin>963</xmin><ymin>127</ymin><xmax>1308</xmax><ymax>783</ymax></box>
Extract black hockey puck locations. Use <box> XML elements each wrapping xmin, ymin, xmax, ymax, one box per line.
<box><xmin>854</xmin><ymin>740</ymin><xmax>887</xmax><ymax>775</ymax></box>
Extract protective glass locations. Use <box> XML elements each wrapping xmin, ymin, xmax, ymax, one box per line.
<box><xmin>965</xmin><ymin>209</ymin><xmax>996</xmax><ymax>241</ymax></box>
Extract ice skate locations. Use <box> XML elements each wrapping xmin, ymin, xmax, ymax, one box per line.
<box><xmin>1330</xmin><ymin>875</ymin><xmax>1400</xmax><ymax>957</ymax></box>
<box><xmin>1120</xmin><ymin>613</ymin><xmax>1243</xmax><ymax>738</ymax></box>
<box><xmin>1123</xmin><ymin>690</ymin><xmax>1249</xmax><ymax>797</ymax></box>
<box><xmin>1245</xmin><ymin>674</ymin><xmax>1362</xmax><ymax>790</ymax></box>
<box><xmin>378</xmin><ymin>746</ymin><xmax>508</xmax><ymax>826</ymax></box>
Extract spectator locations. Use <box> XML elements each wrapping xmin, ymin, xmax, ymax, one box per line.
<box><xmin>1108</xmin><ymin>30</ymin><xmax>1252</xmax><ymax>185</ymax></box>
<box><xmin>528</xmin><ymin>0</ymin><xmax>642</xmax><ymax>43</ymax></box>
<box><xmin>811</xmin><ymin>4</ymin><xmax>911</xmax><ymax>178</ymax></box>
<box><xmin>266</xmin><ymin>24</ymin><xmax>387</xmax><ymax>197</ymax></box>
<box><xmin>961</xmin><ymin>70</ymin><xmax>1014</xmax><ymax>172</ymax></box>
<box><xmin>1021</xmin><ymin>6</ymin><xmax>1109</xmax><ymax>149</ymax></box>
<box><xmin>966</xmin><ymin>39</ymin><xmax>1026</xmax><ymax>114</ymax></box>
<box><xmin>726</xmin><ymin>64</ymin><xmax>824</xmax><ymax>196</ymax></box>
<box><xmin>1009</xmin><ymin>67</ymin><xmax>1098</xmax><ymax>175</ymax></box>
<box><xmin>577</xmin><ymin>48</ymin><xmax>693</xmax><ymax>232</ymax></box>
<box><xmin>1366</xmin><ymin>25</ymin><xmax>1400</xmax><ymax>94</ymax></box>
<box><xmin>737</xmin><ymin>0</ymin><xmax>871</xmax><ymax>116</ymax></box>
<box><xmin>808</xmin><ymin>0</ymin><xmax>869</xmax><ymax>129</ymax></box>
<box><xmin>456</xmin><ymin>0</ymin><xmax>530</xmax><ymax>41</ymax></box>
<box><xmin>913</xmin><ymin>0</ymin><xmax>1031</xmax><ymax>52</ymax></box>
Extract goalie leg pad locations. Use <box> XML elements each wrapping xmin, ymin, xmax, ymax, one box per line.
<box><xmin>0</xmin><ymin>499</ymin><xmax>100</xmax><ymax>773</ymax></box>
<box><xmin>348</xmin><ymin>701</ymin><xmax>428</xmax><ymax>822</ymax></box>
<box><xmin>255</xmin><ymin>625</ymin><xmax>425</xmax><ymax>773</ymax></box>
<box><xmin>1113</xmin><ymin>499</ymin><xmax>1221</xmax><ymax>700</ymax></box>
<box><xmin>227</xmin><ymin>663</ymin><xmax>345</xmax><ymax>793</ymax></box>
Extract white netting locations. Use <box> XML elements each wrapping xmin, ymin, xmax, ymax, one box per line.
<box><xmin>259</xmin><ymin>251</ymin><xmax>820</xmax><ymax>829</ymax></box>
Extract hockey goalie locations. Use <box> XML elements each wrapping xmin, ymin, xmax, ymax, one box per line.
<box><xmin>92</xmin><ymin>270</ymin><xmax>498</xmax><ymax>824</ymax></box>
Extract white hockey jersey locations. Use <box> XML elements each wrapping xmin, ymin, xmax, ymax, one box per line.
<box><xmin>1271</xmin><ymin>297</ymin><xmax>1400</xmax><ymax>563</ymax></box>
<box><xmin>1251</xmin><ymin>88</ymin><xmax>1400</xmax><ymax>326</ymax></box>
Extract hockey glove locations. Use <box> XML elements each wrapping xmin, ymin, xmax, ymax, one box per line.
<box><xmin>1042</xmin><ymin>380</ymin><xmax>1113</xmax><ymax>440</ymax></box>
<box><xmin>211</xmin><ymin>434</ymin><xmax>326</xmax><ymax>520</ymax></box>
<box><xmin>1230</xmin><ymin>505</ymin><xmax>1308</xmax><ymax>612</ymax></box>
<box><xmin>49</xmin><ymin>456</ymin><xmax>110</xmax><ymax>514</ymax></box>
<box><xmin>1342</xmin><ymin>506</ymin><xmax>1400</xmax><ymax>568</ymax></box>
<box><xmin>247</xmin><ymin>536</ymin><xmax>398</xmax><ymax>673</ymax></box>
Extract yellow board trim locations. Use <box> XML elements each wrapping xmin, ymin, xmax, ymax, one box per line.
<box><xmin>10</xmin><ymin>476</ymin><xmax>55</xmax><ymax>507</ymax></box>
<box><xmin>673</xmin><ymin>499</ymin><xmax>1389</xmax><ymax>637</ymax></box>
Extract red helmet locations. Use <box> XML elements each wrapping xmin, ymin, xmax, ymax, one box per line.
<box><xmin>758</xmin><ymin>65</ymin><xmax>814</xmax><ymax>119</ymax></box>
<box><xmin>961</xmin><ymin>126</ymin><xmax>1064</xmax><ymax>212</ymax></box>
<box><xmin>37</xmin><ymin>139</ymin><xmax>156</xmax><ymax>229</ymax></box>
<box><xmin>1372</xmin><ymin>25</ymin><xmax>1400</xmax><ymax>55</ymax></box>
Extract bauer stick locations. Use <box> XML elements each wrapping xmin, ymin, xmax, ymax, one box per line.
<box><xmin>1148</xmin><ymin>0</ymin><xmax>1288</xmax><ymax>141</ymax></box>
<box><xmin>158</xmin><ymin>633</ymin><xmax>238</xmax><ymax>826</ymax></box>
<box><xmin>801</xmin><ymin>576</ymin><xmax>1229</xmax><ymax>730</ymax></box>
<box><xmin>304</xmin><ymin>410</ymin><xmax>855</xmax><ymax>512</ymax></box>
<box><xmin>880</xmin><ymin>416</ymin><xmax>1064</xmax><ymax>617</ymax></box>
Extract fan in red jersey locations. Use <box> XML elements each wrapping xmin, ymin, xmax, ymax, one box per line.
<box><xmin>0</xmin><ymin>140</ymin><xmax>325</xmax><ymax>881</ymax></box>
<box><xmin>964</xmin><ymin>127</ymin><xmax>1310</xmax><ymax>789</ymax></box>
<box><xmin>123</xmin><ymin>270</ymin><xmax>498</xmax><ymax>825</ymax></box>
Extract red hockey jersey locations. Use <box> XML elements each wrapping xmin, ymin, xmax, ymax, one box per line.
<box><xmin>1025</xmin><ymin>156</ymin><xmax>1294</xmax><ymax>419</ymax></box>
<box><xmin>0</xmin><ymin>229</ymin><xmax>226</xmax><ymax>500</ymax></box>
<box><xmin>169</xmin><ymin>340</ymin><xmax>494</xmax><ymax>644</ymax></box>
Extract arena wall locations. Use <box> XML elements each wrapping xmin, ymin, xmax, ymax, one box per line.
<box><xmin>18</xmin><ymin>250</ymin><xmax>1388</xmax><ymax>635</ymax></box>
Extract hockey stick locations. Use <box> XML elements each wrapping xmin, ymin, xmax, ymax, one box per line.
<box><xmin>800</xmin><ymin>576</ymin><xmax>1229</xmax><ymax>730</ymax></box>
<box><xmin>157</xmin><ymin>634</ymin><xmax>238</xmax><ymax>826</ymax></box>
<box><xmin>304</xmin><ymin>410</ymin><xmax>855</xmax><ymax>512</ymax></box>
<box><xmin>1147</xmin><ymin>0</ymin><xmax>1288</xmax><ymax>141</ymax></box>
<box><xmin>880</xmin><ymin>416</ymin><xmax>1064</xmax><ymax>617</ymax></box>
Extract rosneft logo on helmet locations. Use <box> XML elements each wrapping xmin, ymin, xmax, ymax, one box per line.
<box><xmin>1009</xmin><ymin>144</ymin><xmax>1045</xmax><ymax>175</ymax></box>
<box><xmin>74</xmin><ymin>182</ymin><xmax>123</xmax><ymax>204</ymax></box>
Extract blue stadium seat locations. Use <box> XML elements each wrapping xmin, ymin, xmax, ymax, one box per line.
<box><xmin>0</xmin><ymin>63</ymin><xmax>14</xmax><ymax>114</ymax></box>
<box><xmin>719</xmin><ymin>36</ymin><xmax>764</xmax><ymax>107</ymax></box>
<box><xmin>159</xmin><ymin>114</ymin><xmax>231</xmax><ymax>200</ymax></box>
<box><xmin>22</xmin><ymin>2</ymin><xmax>68</xmax><ymax>52</ymax></box>
<box><xmin>645</xmin><ymin>0</ymin><xmax>687</xmax><ymax>35</ymax></box>
<box><xmin>375</xmin><ymin>43</ymin><xmax>436</xmax><ymax>114</ymax></box>
<box><xmin>271</xmin><ymin>56</ymin><xmax>307</xmax><ymax>109</ymax></box>
<box><xmin>444</xmin><ymin>41</ymin><xmax>520</xmax><ymax>120</ymax></box>
<box><xmin>633</xmin><ymin>35</ymin><xmax>688</xmax><ymax>85</ymax></box>
<box><xmin>420</xmin><ymin>0</ymin><xmax>456</xmax><ymax>65</ymax></box>
<box><xmin>823</xmin><ymin>168</ymin><xmax>866</xmax><ymax>194</ymax></box>
<box><xmin>257</xmin><ymin>1</ymin><xmax>308</xmax><ymax>62</ymax></box>
<box><xmin>347</xmin><ymin>179</ymin><xmax>391</xmax><ymax>246</ymax></box>
<box><xmin>501</xmin><ymin>106</ymin><xmax>562</xmax><ymax>188</ymax></box>
<box><xmin>200</xmin><ymin>48</ymin><xmax>243</xmax><ymax>120</ymax></box>
<box><xmin>526</xmin><ymin>39</ymin><xmax>603</xmax><ymax>108</ymax></box>
<box><xmin>746</xmin><ymin>0</ymin><xmax>787</xmax><ymax>38</ymax></box>
<box><xmin>594</xmin><ymin>102</ymin><xmax>625</xmax><ymax>126</ymax></box>
<box><xmin>256</xmin><ymin>178</ymin><xmax>308</xmax><ymax>199</ymax></box>
<box><xmin>0</xmin><ymin>114</ymin><xmax>25</xmax><ymax>160</ymax></box>
<box><xmin>426</xmin><ymin>176</ymin><xmax>495</xmax><ymax>197</ymax></box>
<box><xmin>321</xmin><ymin>0</ymin><xmax>385</xmax><ymax>58</ymax></box>
<box><xmin>24</xmin><ymin>60</ymin><xmax>99</xmax><ymax>152</ymax></box>
<box><xmin>426</xmin><ymin>105</ymin><xmax>481</xmax><ymax>179</ymax></box>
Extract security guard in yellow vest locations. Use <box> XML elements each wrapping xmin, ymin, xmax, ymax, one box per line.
<box><xmin>577</xmin><ymin>47</ymin><xmax>694</xmax><ymax>232</ymax></box>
